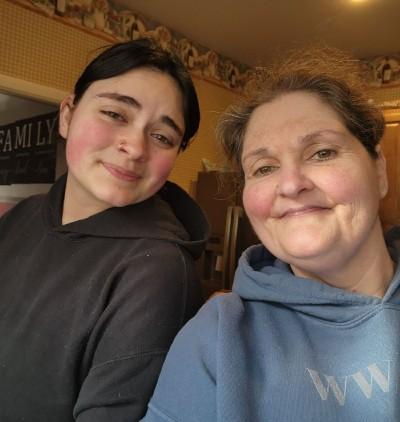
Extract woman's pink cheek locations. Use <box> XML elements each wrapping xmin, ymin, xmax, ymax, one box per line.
<box><xmin>243</xmin><ymin>186</ymin><xmax>273</xmax><ymax>219</ymax></box>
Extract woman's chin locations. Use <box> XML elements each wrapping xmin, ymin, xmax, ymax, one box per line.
<box><xmin>276</xmin><ymin>231</ymin><xmax>338</xmax><ymax>262</ymax></box>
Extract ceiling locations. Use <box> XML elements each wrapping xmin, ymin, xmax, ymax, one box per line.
<box><xmin>114</xmin><ymin>0</ymin><xmax>400</xmax><ymax>67</ymax></box>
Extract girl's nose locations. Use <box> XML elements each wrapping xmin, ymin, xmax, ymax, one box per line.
<box><xmin>117</xmin><ymin>132</ymin><xmax>148</xmax><ymax>161</ymax></box>
<box><xmin>276</xmin><ymin>165</ymin><xmax>314</xmax><ymax>197</ymax></box>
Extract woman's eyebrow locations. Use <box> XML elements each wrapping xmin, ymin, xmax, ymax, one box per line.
<box><xmin>300</xmin><ymin>129</ymin><xmax>344</xmax><ymax>144</ymax></box>
<box><xmin>242</xmin><ymin>129</ymin><xmax>345</xmax><ymax>164</ymax></box>
<box><xmin>242</xmin><ymin>147</ymin><xmax>269</xmax><ymax>165</ymax></box>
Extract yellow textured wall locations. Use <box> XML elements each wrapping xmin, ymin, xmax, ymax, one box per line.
<box><xmin>0</xmin><ymin>0</ymin><xmax>106</xmax><ymax>92</ymax></box>
<box><xmin>0</xmin><ymin>0</ymin><xmax>239</xmax><ymax>193</ymax></box>
<box><xmin>169</xmin><ymin>78</ymin><xmax>239</xmax><ymax>194</ymax></box>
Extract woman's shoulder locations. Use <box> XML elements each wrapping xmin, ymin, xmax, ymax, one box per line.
<box><xmin>174</xmin><ymin>291</ymin><xmax>245</xmax><ymax>344</ymax></box>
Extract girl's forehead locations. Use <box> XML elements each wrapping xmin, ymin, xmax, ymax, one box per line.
<box><xmin>78</xmin><ymin>69</ymin><xmax>184</xmax><ymax>114</ymax></box>
<box><xmin>85</xmin><ymin>68</ymin><xmax>178</xmax><ymax>95</ymax></box>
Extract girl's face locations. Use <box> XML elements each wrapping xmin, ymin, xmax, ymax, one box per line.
<box><xmin>59</xmin><ymin>67</ymin><xmax>185</xmax><ymax>221</ymax></box>
<box><xmin>241</xmin><ymin>91</ymin><xmax>388</xmax><ymax>278</ymax></box>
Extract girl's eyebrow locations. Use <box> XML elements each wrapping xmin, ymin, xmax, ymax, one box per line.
<box><xmin>95</xmin><ymin>92</ymin><xmax>184</xmax><ymax>137</ymax></box>
<box><xmin>161</xmin><ymin>115</ymin><xmax>183</xmax><ymax>137</ymax></box>
<box><xmin>96</xmin><ymin>92</ymin><xmax>141</xmax><ymax>108</ymax></box>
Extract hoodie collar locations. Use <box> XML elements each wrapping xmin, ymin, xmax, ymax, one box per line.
<box><xmin>233</xmin><ymin>232</ymin><xmax>400</xmax><ymax>323</ymax></box>
<box><xmin>43</xmin><ymin>174</ymin><xmax>209</xmax><ymax>259</ymax></box>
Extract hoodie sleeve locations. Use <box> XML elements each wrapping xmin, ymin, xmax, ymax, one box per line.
<box><xmin>141</xmin><ymin>298</ymin><xmax>220</xmax><ymax>422</ymax></box>
<box><xmin>73</xmin><ymin>240</ymin><xmax>203</xmax><ymax>422</ymax></box>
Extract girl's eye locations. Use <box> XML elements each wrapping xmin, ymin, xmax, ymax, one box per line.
<box><xmin>101</xmin><ymin>110</ymin><xmax>126</xmax><ymax>122</ymax></box>
<box><xmin>152</xmin><ymin>133</ymin><xmax>175</xmax><ymax>148</ymax></box>
<box><xmin>312</xmin><ymin>149</ymin><xmax>337</xmax><ymax>161</ymax></box>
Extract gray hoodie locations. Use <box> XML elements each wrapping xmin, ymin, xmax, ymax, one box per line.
<box><xmin>0</xmin><ymin>174</ymin><xmax>209</xmax><ymax>422</ymax></box>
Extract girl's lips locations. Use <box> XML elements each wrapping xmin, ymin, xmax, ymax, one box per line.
<box><xmin>102</xmin><ymin>162</ymin><xmax>140</xmax><ymax>182</ymax></box>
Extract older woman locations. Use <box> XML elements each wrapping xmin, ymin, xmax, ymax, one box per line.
<box><xmin>142</xmin><ymin>47</ymin><xmax>399</xmax><ymax>422</ymax></box>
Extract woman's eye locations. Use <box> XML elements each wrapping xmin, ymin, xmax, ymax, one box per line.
<box><xmin>312</xmin><ymin>149</ymin><xmax>337</xmax><ymax>161</ymax></box>
<box><xmin>101</xmin><ymin>110</ymin><xmax>125</xmax><ymax>121</ymax></box>
<box><xmin>254</xmin><ymin>165</ymin><xmax>278</xmax><ymax>177</ymax></box>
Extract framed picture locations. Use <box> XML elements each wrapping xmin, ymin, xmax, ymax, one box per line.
<box><xmin>0</xmin><ymin>78</ymin><xmax>67</xmax><ymax>211</ymax></box>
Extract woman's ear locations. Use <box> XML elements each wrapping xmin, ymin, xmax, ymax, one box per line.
<box><xmin>59</xmin><ymin>95</ymin><xmax>75</xmax><ymax>139</ymax></box>
<box><xmin>375</xmin><ymin>145</ymin><xmax>389</xmax><ymax>199</ymax></box>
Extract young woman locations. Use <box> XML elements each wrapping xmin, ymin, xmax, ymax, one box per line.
<box><xmin>142</xmin><ymin>47</ymin><xmax>399</xmax><ymax>422</ymax></box>
<box><xmin>0</xmin><ymin>38</ymin><xmax>209</xmax><ymax>421</ymax></box>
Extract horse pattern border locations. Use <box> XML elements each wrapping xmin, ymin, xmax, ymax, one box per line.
<box><xmin>8</xmin><ymin>0</ymin><xmax>400</xmax><ymax>97</ymax></box>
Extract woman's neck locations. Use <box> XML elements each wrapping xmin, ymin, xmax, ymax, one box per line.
<box><xmin>291</xmin><ymin>223</ymin><xmax>394</xmax><ymax>298</ymax></box>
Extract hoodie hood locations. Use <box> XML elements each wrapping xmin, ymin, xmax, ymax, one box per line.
<box><xmin>232</xmin><ymin>228</ymin><xmax>400</xmax><ymax>323</ymax></box>
<box><xmin>43</xmin><ymin>174</ymin><xmax>209</xmax><ymax>260</ymax></box>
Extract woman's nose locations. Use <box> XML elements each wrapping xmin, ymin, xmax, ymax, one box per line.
<box><xmin>117</xmin><ymin>132</ymin><xmax>147</xmax><ymax>160</ymax></box>
<box><xmin>276</xmin><ymin>165</ymin><xmax>314</xmax><ymax>197</ymax></box>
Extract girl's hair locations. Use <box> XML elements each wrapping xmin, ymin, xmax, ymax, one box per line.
<box><xmin>217</xmin><ymin>46</ymin><xmax>385</xmax><ymax>177</ymax></box>
<box><xmin>74</xmin><ymin>38</ymin><xmax>200</xmax><ymax>151</ymax></box>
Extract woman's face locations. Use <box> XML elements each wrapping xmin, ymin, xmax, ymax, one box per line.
<box><xmin>59</xmin><ymin>67</ymin><xmax>184</xmax><ymax>218</ymax></box>
<box><xmin>241</xmin><ymin>91</ymin><xmax>388</xmax><ymax>276</ymax></box>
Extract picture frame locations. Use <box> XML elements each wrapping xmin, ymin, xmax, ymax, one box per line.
<box><xmin>0</xmin><ymin>76</ymin><xmax>67</xmax><ymax>211</ymax></box>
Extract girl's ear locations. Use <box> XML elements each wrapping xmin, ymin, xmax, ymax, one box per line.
<box><xmin>375</xmin><ymin>145</ymin><xmax>388</xmax><ymax>199</ymax></box>
<box><xmin>59</xmin><ymin>95</ymin><xmax>75</xmax><ymax>139</ymax></box>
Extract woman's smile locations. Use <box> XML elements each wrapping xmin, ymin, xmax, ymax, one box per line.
<box><xmin>278</xmin><ymin>205</ymin><xmax>330</xmax><ymax>219</ymax></box>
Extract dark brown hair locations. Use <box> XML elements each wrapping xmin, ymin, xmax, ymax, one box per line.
<box><xmin>217</xmin><ymin>46</ymin><xmax>385</xmax><ymax>178</ymax></box>
<box><xmin>74</xmin><ymin>38</ymin><xmax>200</xmax><ymax>151</ymax></box>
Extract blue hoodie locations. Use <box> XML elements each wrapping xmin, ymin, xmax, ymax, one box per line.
<box><xmin>142</xmin><ymin>228</ymin><xmax>400</xmax><ymax>422</ymax></box>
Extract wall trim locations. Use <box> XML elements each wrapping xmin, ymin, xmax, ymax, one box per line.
<box><xmin>0</xmin><ymin>74</ymin><xmax>68</xmax><ymax>104</ymax></box>
<box><xmin>9</xmin><ymin>0</ymin><xmax>253</xmax><ymax>93</ymax></box>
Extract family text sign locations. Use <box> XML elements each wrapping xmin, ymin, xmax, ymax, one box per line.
<box><xmin>0</xmin><ymin>111</ymin><xmax>59</xmax><ymax>185</ymax></box>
